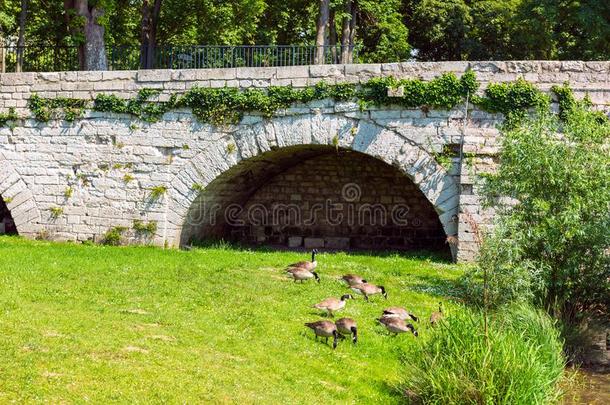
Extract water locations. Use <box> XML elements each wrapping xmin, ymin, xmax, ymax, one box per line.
<box><xmin>563</xmin><ymin>368</ymin><xmax>610</xmax><ymax>404</ymax></box>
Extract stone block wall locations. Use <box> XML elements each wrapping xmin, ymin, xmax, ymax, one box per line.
<box><xmin>0</xmin><ymin>61</ymin><xmax>609</xmax><ymax>261</ymax></box>
<box><xmin>228</xmin><ymin>151</ymin><xmax>448</xmax><ymax>253</ymax></box>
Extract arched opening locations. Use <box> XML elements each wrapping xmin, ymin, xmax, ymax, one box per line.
<box><xmin>181</xmin><ymin>145</ymin><xmax>450</xmax><ymax>256</ymax></box>
<box><xmin>0</xmin><ymin>197</ymin><xmax>18</xmax><ymax>235</ymax></box>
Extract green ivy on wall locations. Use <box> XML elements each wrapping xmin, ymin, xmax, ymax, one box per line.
<box><xmin>0</xmin><ymin>72</ymin><xmax>598</xmax><ymax>129</ymax></box>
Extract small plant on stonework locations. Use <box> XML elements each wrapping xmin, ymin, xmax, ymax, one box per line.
<box><xmin>129</xmin><ymin>123</ymin><xmax>139</xmax><ymax>131</ymax></box>
<box><xmin>112</xmin><ymin>163</ymin><xmax>123</xmax><ymax>170</ymax></box>
<box><xmin>123</xmin><ymin>173</ymin><xmax>135</xmax><ymax>184</ymax></box>
<box><xmin>192</xmin><ymin>183</ymin><xmax>205</xmax><ymax>192</ymax></box>
<box><xmin>102</xmin><ymin>226</ymin><xmax>128</xmax><ymax>246</ymax></box>
<box><xmin>149</xmin><ymin>185</ymin><xmax>167</xmax><ymax>200</ymax></box>
<box><xmin>3</xmin><ymin>196</ymin><xmax>13</xmax><ymax>204</ymax></box>
<box><xmin>0</xmin><ymin>107</ymin><xmax>18</xmax><ymax>128</ymax></box>
<box><xmin>132</xmin><ymin>219</ymin><xmax>157</xmax><ymax>236</ymax></box>
<box><xmin>182</xmin><ymin>144</ymin><xmax>190</xmax><ymax>150</ymax></box>
<box><xmin>76</xmin><ymin>173</ymin><xmax>90</xmax><ymax>186</ymax></box>
<box><xmin>226</xmin><ymin>143</ymin><xmax>236</xmax><ymax>154</ymax></box>
<box><xmin>332</xmin><ymin>134</ymin><xmax>339</xmax><ymax>151</ymax></box>
<box><xmin>350</xmin><ymin>126</ymin><xmax>358</xmax><ymax>136</ymax></box>
<box><xmin>35</xmin><ymin>229</ymin><xmax>51</xmax><ymax>240</ymax></box>
<box><xmin>49</xmin><ymin>206</ymin><xmax>63</xmax><ymax>219</ymax></box>
<box><xmin>114</xmin><ymin>141</ymin><xmax>125</xmax><ymax>149</ymax></box>
<box><xmin>63</xmin><ymin>187</ymin><xmax>73</xmax><ymax>198</ymax></box>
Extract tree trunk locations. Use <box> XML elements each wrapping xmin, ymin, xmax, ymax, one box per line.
<box><xmin>66</xmin><ymin>0</ymin><xmax>108</xmax><ymax>70</ymax></box>
<box><xmin>16</xmin><ymin>0</ymin><xmax>28</xmax><ymax>72</ymax></box>
<box><xmin>329</xmin><ymin>9</ymin><xmax>337</xmax><ymax>63</ymax></box>
<box><xmin>347</xmin><ymin>2</ymin><xmax>357</xmax><ymax>63</ymax></box>
<box><xmin>140</xmin><ymin>0</ymin><xmax>163</xmax><ymax>69</ymax></box>
<box><xmin>315</xmin><ymin>0</ymin><xmax>330</xmax><ymax>64</ymax></box>
<box><xmin>340</xmin><ymin>0</ymin><xmax>352</xmax><ymax>64</ymax></box>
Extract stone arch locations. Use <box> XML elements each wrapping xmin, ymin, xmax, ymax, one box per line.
<box><xmin>165</xmin><ymin>112</ymin><xmax>460</xmax><ymax>258</ymax></box>
<box><xmin>0</xmin><ymin>157</ymin><xmax>42</xmax><ymax>237</ymax></box>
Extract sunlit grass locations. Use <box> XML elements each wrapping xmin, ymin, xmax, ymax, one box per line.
<box><xmin>0</xmin><ymin>236</ymin><xmax>461</xmax><ymax>403</ymax></box>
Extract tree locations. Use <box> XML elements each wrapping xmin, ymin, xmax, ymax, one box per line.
<box><xmin>64</xmin><ymin>0</ymin><xmax>108</xmax><ymax>70</ymax></box>
<box><xmin>15</xmin><ymin>0</ymin><xmax>27</xmax><ymax>72</ymax></box>
<box><xmin>139</xmin><ymin>0</ymin><xmax>162</xmax><ymax>69</ymax></box>
<box><xmin>478</xmin><ymin>103</ymin><xmax>610</xmax><ymax>322</ymax></box>
<box><xmin>315</xmin><ymin>0</ymin><xmax>329</xmax><ymax>64</ymax></box>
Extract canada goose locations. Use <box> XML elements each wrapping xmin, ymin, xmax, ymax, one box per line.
<box><xmin>430</xmin><ymin>302</ymin><xmax>444</xmax><ymax>326</ymax></box>
<box><xmin>378</xmin><ymin>316</ymin><xmax>418</xmax><ymax>337</ymax></box>
<box><xmin>335</xmin><ymin>317</ymin><xmax>358</xmax><ymax>344</ymax></box>
<box><xmin>313</xmin><ymin>294</ymin><xmax>353</xmax><ymax>317</ymax></box>
<box><xmin>350</xmin><ymin>283</ymin><xmax>387</xmax><ymax>301</ymax></box>
<box><xmin>304</xmin><ymin>320</ymin><xmax>338</xmax><ymax>349</ymax></box>
<box><xmin>288</xmin><ymin>268</ymin><xmax>320</xmax><ymax>283</ymax></box>
<box><xmin>286</xmin><ymin>249</ymin><xmax>318</xmax><ymax>272</ymax></box>
<box><xmin>341</xmin><ymin>274</ymin><xmax>367</xmax><ymax>286</ymax></box>
<box><xmin>382</xmin><ymin>307</ymin><xmax>419</xmax><ymax>322</ymax></box>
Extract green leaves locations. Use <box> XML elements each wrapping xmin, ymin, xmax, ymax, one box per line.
<box><xmin>28</xmin><ymin>94</ymin><xmax>88</xmax><ymax>122</ymax></box>
<box><xmin>479</xmin><ymin>104</ymin><xmax>610</xmax><ymax>321</ymax></box>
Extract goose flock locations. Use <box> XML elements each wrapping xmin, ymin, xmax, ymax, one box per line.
<box><xmin>285</xmin><ymin>249</ymin><xmax>445</xmax><ymax>349</ymax></box>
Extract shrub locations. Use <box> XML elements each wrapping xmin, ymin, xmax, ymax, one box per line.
<box><xmin>102</xmin><ymin>226</ymin><xmax>128</xmax><ymax>246</ymax></box>
<box><xmin>478</xmin><ymin>105</ymin><xmax>610</xmax><ymax>321</ymax></box>
<box><xmin>402</xmin><ymin>305</ymin><xmax>565</xmax><ymax>404</ymax></box>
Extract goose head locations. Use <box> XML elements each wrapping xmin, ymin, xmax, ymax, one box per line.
<box><xmin>379</xmin><ymin>286</ymin><xmax>387</xmax><ymax>299</ymax></box>
<box><xmin>340</xmin><ymin>294</ymin><xmax>354</xmax><ymax>301</ymax></box>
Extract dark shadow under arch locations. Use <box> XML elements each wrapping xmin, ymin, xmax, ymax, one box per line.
<box><xmin>181</xmin><ymin>145</ymin><xmax>450</xmax><ymax>256</ymax></box>
<box><xmin>0</xmin><ymin>197</ymin><xmax>18</xmax><ymax>235</ymax></box>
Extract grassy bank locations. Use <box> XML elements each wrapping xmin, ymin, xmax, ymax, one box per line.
<box><xmin>0</xmin><ymin>236</ymin><xmax>459</xmax><ymax>403</ymax></box>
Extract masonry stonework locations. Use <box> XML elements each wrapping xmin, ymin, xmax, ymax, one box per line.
<box><xmin>0</xmin><ymin>61</ymin><xmax>609</xmax><ymax>261</ymax></box>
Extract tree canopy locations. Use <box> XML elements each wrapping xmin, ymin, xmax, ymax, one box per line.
<box><xmin>0</xmin><ymin>0</ymin><xmax>608</xmax><ymax>66</ymax></box>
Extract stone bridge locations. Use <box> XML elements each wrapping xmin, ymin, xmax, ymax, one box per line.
<box><xmin>1</xmin><ymin>61</ymin><xmax>609</xmax><ymax>261</ymax></box>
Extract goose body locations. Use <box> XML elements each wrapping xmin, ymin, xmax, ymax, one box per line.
<box><xmin>382</xmin><ymin>307</ymin><xmax>419</xmax><ymax>322</ymax></box>
<box><xmin>341</xmin><ymin>274</ymin><xmax>367</xmax><ymax>286</ymax></box>
<box><xmin>288</xmin><ymin>269</ymin><xmax>320</xmax><ymax>283</ymax></box>
<box><xmin>304</xmin><ymin>320</ymin><xmax>338</xmax><ymax>349</ymax></box>
<box><xmin>335</xmin><ymin>317</ymin><xmax>358</xmax><ymax>344</ymax></box>
<box><xmin>378</xmin><ymin>316</ymin><xmax>418</xmax><ymax>337</ymax></box>
<box><xmin>350</xmin><ymin>283</ymin><xmax>387</xmax><ymax>301</ymax></box>
<box><xmin>313</xmin><ymin>294</ymin><xmax>353</xmax><ymax>317</ymax></box>
<box><xmin>430</xmin><ymin>302</ymin><xmax>444</xmax><ymax>326</ymax></box>
<box><xmin>286</xmin><ymin>249</ymin><xmax>318</xmax><ymax>272</ymax></box>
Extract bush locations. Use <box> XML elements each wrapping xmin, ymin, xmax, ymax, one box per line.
<box><xmin>402</xmin><ymin>305</ymin><xmax>565</xmax><ymax>404</ymax></box>
<box><xmin>473</xmin><ymin>103</ymin><xmax>610</xmax><ymax>321</ymax></box>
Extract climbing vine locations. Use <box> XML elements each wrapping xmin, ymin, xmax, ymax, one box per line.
<box><xmin>16</xmin><ymin>72</ymin><xmax>586</xmax><ymax>128</ymax></box>
<box><xmin>0</xmin><ymin>107</ymin><xmax>18</xmax><ymax>127</ymax></box>
<box><xmin>28</xmin><ymin>94</ymin><xmax>88</xmax><ymax>122</ymax></box>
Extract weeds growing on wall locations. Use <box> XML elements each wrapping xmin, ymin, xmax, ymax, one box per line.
<box><xmin>20</xmin><ymin>71</ymin><xmax>573</xmax><ymax>129</ymax></box>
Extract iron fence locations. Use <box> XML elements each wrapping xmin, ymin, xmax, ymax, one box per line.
<box><xmin>0</xmin><ymin>44</ymin><xmax>360</xmax><ymax>72</ymax></box>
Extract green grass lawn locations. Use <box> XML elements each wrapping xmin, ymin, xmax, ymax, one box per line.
<box><xmin>0</xmin><ymin>236</ymin><xmax>461</xmax><ymax>403</ymax></box>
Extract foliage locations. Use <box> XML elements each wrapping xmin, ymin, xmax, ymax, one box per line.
<box><xmin>0</xmin><ymin>236</ymin><xmax>460</xmax><ymax>402</ymax></box>
<box><xmin>149</xmin><ymin>185</ymin><xmax>167</xmax><ymax>200</ymax></box>
<box><xmin>93</xmin><ymin>72</ymin><xmax>480</xmax><ymax>126</ymax></box>
<box><xmin>473</xmin><ymin>78</ymin><xmax>550</xmax><ymax>123</ymax></box>
<box><xmin>0</xmin><ymin>107</ymin><xmax>18</xmax><ymax>128</ymax></box>
<box><xmin>132</xmin><ymin>219</ymin><xmax>157</xmax><ymax>235</ymax></box>
<box><xmin>94</xmin><ymin>89</ymin><xmax>178</xmax><ymax>122</ymax></box>
<box><xmin>404</xmin><ymin>0</ymin><xmax>610</xmax><ymax>61</ymax></box>
<box><xmin>28</xmin><ymin>94</ymin><xmax>87</xmax><ymax>122</ymax></box>
<box><xmin>402</xmin><ymin>304</ymin><xmax>565</xmax><ymax>404</ymax></box>
<box><xmin>49</xmin><ymin>206</ymin><xmax>63</xmax><ymax>219</ymax></box>
<box><xmin>63</xmin><ymin>187</ymin><xmax>73</xmax><ymax>199</ymax></box>
<box><xmin>480</xmin><ymin>106</ymin><xmax>610</xmax><ymax>321</ymax></box>
<box><xmin>101</xmin><ymin>225</ymin><xmax>128</xmax><ymax>245</ymax></box>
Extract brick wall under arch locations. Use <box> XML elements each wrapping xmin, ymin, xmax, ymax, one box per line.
<box><xmin>180</xmin><ymin>145</ymin><xmax>450</xmax><ymax>256</ymax></box>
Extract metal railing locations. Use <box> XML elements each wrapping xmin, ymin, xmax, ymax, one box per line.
<box><xmin>0</xmin><ymin>44</ymin><xmax>360</xmax><ymax>72</ymax></box>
